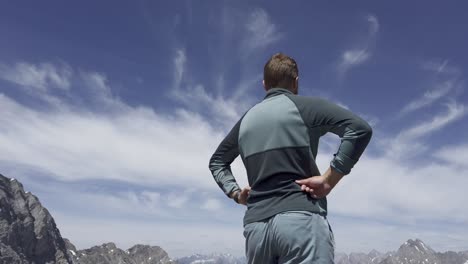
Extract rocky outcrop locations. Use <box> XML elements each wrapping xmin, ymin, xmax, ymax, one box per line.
<box><xmin>67</xmin><ymin>242</ymin><xmax>175</xmax><ymax>264</ymax></box>
<box><xmin>336</xmin><ymin>239</ymin><xmax>468</xmax><ymax>264</ymax></box>
<box><xmin>367</xmin><ymin>239</ymin><xmax>468</xmax><ymax>264</ymax></box>
<box><xmin>176</xmin><ymin>253</ymin><xmax>246</xmax><ymax>264</ymax></box>
<box><xmin>335</xmin><ymin>251</ymin><xmax>390</xmax><ymax>264</ymax></box>
<box><xmin>0</xmin><ymin>173</ymin><xmax>177</xmax><ymax>264</ymax></box>
<box><xmin>0</xmin><ymin>174</ymin><xmax>72</xmax><ymax>264</ymax></box>
<box><xmin>128</xmin><ymin>244</ymin><xmax>174</xmax><ymax>264</ymax></box>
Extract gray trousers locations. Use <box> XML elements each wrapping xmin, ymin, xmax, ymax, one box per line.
<box><xmin>243</xmin><ymin>211</ymin><xmax>335</xmax><ymax>264</ymax></box>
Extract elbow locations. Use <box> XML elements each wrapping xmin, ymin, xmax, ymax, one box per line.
<box><xmin>208</xmin><ymin>154</ymin><xmax>224</xmax><ymax>174</ymax></box>
<box><xmin>354</xmin><ymin>117</ymin><xmax>373</xmax><ymax>142</ymax></box>
<box><xmin>208</xmin><ymin>155</ymin><xmax>216</xmax><ymax>172</ymax></box>
<box><xmin>364</xmin><ymin>122</ymin><xmax>373</xmax><ymax>142</ymax></box>
<box><xmin>362</xmin><ymin>122</ymin><xmax>373</xmax><ymax>142</ymax></box>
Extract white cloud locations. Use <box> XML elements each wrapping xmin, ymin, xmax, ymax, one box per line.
<box><xmin>400</xmin><ymin>100</ymin><xmax>464</xmax><ymax>140</ymax></box>
<box><xmin>338</xmin><ymin>14</ymin><xmax>379</xmax><ymax>77</ymax></box>
<box><xmin>0</xmin><ymin>62</ymin><xmax>72</xmax><ymax>92</ymax></box>
<box><xmin>422</xmin><ymin>59</ymin><xmax>461</xmax><ymax>76</ymax></box>
<box><xmin>201</xmin><ymin>198</ymin><xmax>223</xmax><ymax>211</ymax></box>
<box><xmin>367</xmin><ymin>14</ymin><xmax>380</xmax><ymax>35</ymax></box>
<box><xmin>173</xmin><ymin>49</ymin><xmax>186</xmax><ymax>90</ymax></box>
<box><xmin>400</xmin><ymin>81</ymin><xmax>456</xmax><ymax>115</ymax></box>
<box><xmin>434</xmin><ymin>144</ymin><xmax>468</xmax><ymax>169</ymax></box>
<box><xmin>385</xmin><ymin>101</ymin><xmax>465</xmax><ymax>158</ymax></box>
<box><xmin>170</xmin><ymin>49</ymin><xmax>253</xmax><ymax>127</ymax></box>
<box><xmin>243</xmin><ymin>9</ymin><xmax>282</xmax><ymax>52</ymax></box>
<box><xmin>400</xmin><ymin>60</ymin><xmax>462</xmax><ymax>116</ymax></box>
<box><xmin>340</xmin><ymin>49</ymin><xmax>371</xmax><ymax>69</ymax></box>
<box><xmin>0</xmin><ymin>93</ymin><xmax>236</xmax><ymax>190</ymax></box>
<box><xmin>323</xmin><ymin>153</ymin><xmax>468</xmax><ymax>224</ymax></box>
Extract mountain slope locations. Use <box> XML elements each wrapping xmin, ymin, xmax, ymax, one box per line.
<box><xmin>0</xmin><ymin>174</ymin><xmax>72</xmax><ymax>264</ymax></box>
<box><xmin>67</xmin><ymin>242</ymin><xmax>175</xmax><ymax>264</ymax></box>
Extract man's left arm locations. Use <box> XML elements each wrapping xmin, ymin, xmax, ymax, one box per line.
<box><xmin>209</xmin><ymin>120</ymin><xmax>243</xmax><ymax>203</ymax></box>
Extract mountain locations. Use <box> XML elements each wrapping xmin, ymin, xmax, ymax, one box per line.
<box><xmin>0</xmin><ymin>174</ymin><xmax>72</xmax><ymax>263</ymax></box>
<box><xmin>335</xmin><ymin>239</ymin><xmax>468</xmax><ymax>264</ymax></box>
<box><xmin>378</xmin><ymin>238</ymin><xmax>468</xmax><ymax>264</ymax></box>
<box><xmin>335</xmin><ymin>250</ymin><xmax>391</xmax><ymax>264</ymax></box>
<box><xmin>0</xmin><ymin>174</ymin><xmax>175</xmax><ymax>264</ymax></box>
<box><xmin>66</xmin><ymin>242</ymin><xmax>175</xmax><ymax>264</ymax></box>
<box><xmin>176</xmin><ymin>253</ymin><xmax>246</xmax><ymax>264</ymax></box>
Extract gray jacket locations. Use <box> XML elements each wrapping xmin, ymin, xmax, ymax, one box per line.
<box><xmin>209</xmin><ymin>88</ymin><xmax>372</xmax><ymax>225</ymax></box>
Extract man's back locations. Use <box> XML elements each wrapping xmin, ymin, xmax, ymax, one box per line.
<box><xmin>208</xmin><ymin>53</ymin><xmax>372</xmax><ymax>264</ymax></box>
<box><xmin>238</xmin><ymin>88</ymin><xmax>326</xmax><ymax>225</ymax></box>
<box><xmin>212</xmin><ymin>87</ymin><xmax>372</xmax><ymax>226</ymax></box>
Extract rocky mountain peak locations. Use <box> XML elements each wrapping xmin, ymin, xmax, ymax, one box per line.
<box><xmin>176</xmin><ymin>253</ymin><xmax>246</xmax><ymax>264</ymax></box>
<box><xmin>399</xmin><ymin>239</ymin><xmax>435</xmax><ymax>255</ymax></box>
<box><xmin>0</xmin><ymin>174</ymin><xmax>72</xmax><ymax>264</ymax></box>
<box><xmin>69</xmin><ymin>242</ymin><xmax>175</xmax><ymax>264</ymax></box>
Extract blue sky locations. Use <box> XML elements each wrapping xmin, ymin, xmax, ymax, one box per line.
<box><xmin>1</xmin><ymin>0</ymin><xmax>468</xmax><ymax>258</ymax></box>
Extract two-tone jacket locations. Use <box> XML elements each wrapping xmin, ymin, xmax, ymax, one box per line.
<box><xmin>209</xmin><ymin>88</ymin><xmax>373</xmax><ymax>226</ymax></box>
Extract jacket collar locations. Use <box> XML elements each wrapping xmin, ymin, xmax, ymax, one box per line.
<box><xmin>264</xmin><ymin>88</ymin><xmax>294</xmax><ymax>99</ymax></box>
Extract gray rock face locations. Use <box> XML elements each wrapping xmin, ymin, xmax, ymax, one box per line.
<box><xmin>336</xmin><ymin>239</ymin><xmax>468</xmax><ymax>264</ymax></box>
<box><xmin>176</xmin><ymin>253</ymin><xmax>246</xmax><ymax>264</ymax></box>
<box><xmin>66</xmin><ymin>242</ymin><xmax>175</xmax><ymax>264</ymax></box>
<box><xmin>335</xmin><ymin>250</ymin><xmax>390</xmax><ymax>264</ymax></box>
<box><xmin>128</xmin><ymin>244</ymin><xmax>174</xmax><ymax>264</ymax></box>
<box><xmin>376</xmin><ymin>239</ymin><xmax>468</xmax><ymax>264</ymax></box>
<box><xmin>0</xmin><ymin>174</ymin><xmax>72</xmax><ymax>264</ymax></box>
<box><xmin>0</xmin><ymin>174</ymin><xmax>177</xmax><ymax>264</ymax></box>
<box><xmin>379</xmin><ymin>239</ymin><xmax>439</xmax><ymax>264</ymax></box>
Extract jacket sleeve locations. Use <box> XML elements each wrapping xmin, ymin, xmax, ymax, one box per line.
<box><xmin>208</xmin><ymin>120</ymin><xmax>242</xmax><ymax>196</ymax></box>
<box><xmin>291</xmin><ymin>96</ymin><xmax>373</xmax><ymax>175</ymax></box>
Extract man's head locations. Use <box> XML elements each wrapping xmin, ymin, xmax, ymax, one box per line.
<box><xmin>263</xmin><ymin>53</ymin><xmax>299</xmax><ymax>94</ymax></box>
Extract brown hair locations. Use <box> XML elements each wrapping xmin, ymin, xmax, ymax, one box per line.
<box><xmin>263</xmin><ymin>53</ymin><xmax>299</xmax><ymax>90</ymax></box>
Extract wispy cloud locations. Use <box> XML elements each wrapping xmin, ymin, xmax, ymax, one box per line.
<box><xmin>243</xmin><ymin>8</ymin><xmax>282</xmax><ymax>53</ymax></box>
<box><xmin>169</xmin><ymin>9</ymin><xmax>281</xmax><ymax>126</ymax></box>
<box><xmin>315</xmin><ymin>106</ymin><xmax>468</xmax><ymax>227</ymax></box>
<box><xmin>173</xmin><ymin>49</ymin><xmax>186</xmax><ymax>90</ymax></box>
<box><xmin>0</xmin><ymin>62</ymin><xmax>251</xmax><ymax>192</ymax></box>
<box><xmin>0</xmin><ymin>61</ymin><xmax>73</xmax><ymax>106</ymax></box>
<box><xmin>170</xmin><ymin>49</ymin><xmax>253</xmax><ymax>127</ymax></box>
<box><xmin>400</xmin><ymin>81</ymin><xmax>457</xmax><ymax>115</ymax></box>
<box><xmin>0</xmin><ymin>62</ymin><xmax>72</xmax><ymax>92</ymax></box>
<box><xmin>400</xmin><ymin>60</ymin><xmax>462</xmax><ymax>116</ymax></box>
<box><xmin>338</xmin><ymin>14</ymin><xmax>379</xmax><ymax>77</ymax></box>
<box><xmin>422</xmin><ymin>59</ymin><xmax>461</xmax><ymax>76</ymax></box>
<box><xmin>434</xmin><ymin>144</ymin><xmax>468</xmax><ymax>169</ymax></box>
<box><xmin>340</xmin><ymin>50</ymin><xmax>371</xmax><ymax>69</ymax></box>
<box><xmin>367</xmin><ymin>14</ymin><xmax>380</xmax><ymax>35</ymax></box>
<box><xmin>386</xmin><ymin>100</ymin><xmax>465</xmax><ymax>158</ymax></box>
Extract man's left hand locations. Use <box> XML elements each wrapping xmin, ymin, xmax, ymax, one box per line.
<box><xmin>232</xmin><ymin>186</ymin><xmax>251</xmax><ymax>205</ymax></box>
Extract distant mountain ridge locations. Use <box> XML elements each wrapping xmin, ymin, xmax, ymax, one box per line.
<box><xmin>65</xmin><ymin>241</ymin><xmax>175</xmax><ymax>264</ymax></box>
<box><xmin>176</xmin><ymin>253</ymin><xmax>246</xmax><ymax>264</ymax></box>
<box><xmin>1</xmin><ymin>173</ymin><xmax>467</xmax><ymax>264</ymax></box>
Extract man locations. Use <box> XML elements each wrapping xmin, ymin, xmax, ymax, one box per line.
<box><xmin>209</xmin><ymin>53</ymin><xmax>372</xmax><ymax>264</ymax></box>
